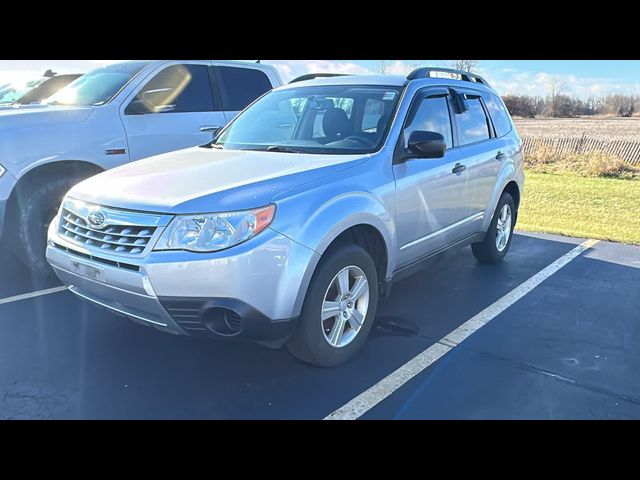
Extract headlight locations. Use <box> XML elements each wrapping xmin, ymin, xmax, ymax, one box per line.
<box><xmin>0</xmin><ymin>164</ymin><xmax>5</xmax><ymax>177</ymax></box>
<box><xmin>154</xmin><ymin>204</ymin><xmax>276</xmax><ymax>252</ymax></box>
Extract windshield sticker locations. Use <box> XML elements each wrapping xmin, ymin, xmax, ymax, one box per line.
<box><xmin>383</xmin><ymin>91</ymin><xmax>397</xmax><ymax>101</ymax></box>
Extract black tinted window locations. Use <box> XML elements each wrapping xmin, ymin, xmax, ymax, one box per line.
<box><xmin>484</xmin><ymin>93</ymin><xmax>512</xmax><ymax>137</ymax></box>
<box><xmin>127</xmin><ymin>64</ymin><xmax>214</xmax><ymax>114</ymax></box>
<box><xmin>405</xmin><ymin>96</ymin><xmax>453</xmax><ymax>148</ymax></box>
<box><xmin>455</xmin><ymin>96</ymin><xmax>491</xmax><ymax>145</ymax></box>
<box><xmin>216</xmin><ymin>67</ymin><xmax>272</xmax><ymax>111</ymax></box>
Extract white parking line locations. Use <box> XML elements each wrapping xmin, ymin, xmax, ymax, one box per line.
<box><xmin>325</xmin><ymin>238</ymin><xmax>600</xmax><ymax>420</ymax></box>
<box><xmin>0</xmin><ymin>286</ymin><xmax>68</xmax><ymax>306</ymax></box>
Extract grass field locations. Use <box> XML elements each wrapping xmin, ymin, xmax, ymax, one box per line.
<box><xmin>519</xmin><ymin>171</ymin><xmax>640</xmax><ymax>245</ymax></box>
<box><xmin>514</xmin><ymin>117</ymin><xmax>640</xmax><ymax>141</ymax></box>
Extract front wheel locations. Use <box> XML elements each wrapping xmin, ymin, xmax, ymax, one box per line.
<box><xmin>472</xmin><ymin>191</ymin><xmax>516</xmax><ymax>263</ymax></box>
<box><xmin>9</xmin><ymin>176</ymin><xmax>85</xmax><ymax>274</ymax></box>
<box><xmin>287</xmin><ymin>243</ymin><xmax>378</xmax><ymax>367</ymax></box>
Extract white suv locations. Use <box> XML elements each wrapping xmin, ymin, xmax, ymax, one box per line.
<box><xmin>0</xmin><ymin>60</ymin><xmax>282</xmax><ymax>272</ymax></box>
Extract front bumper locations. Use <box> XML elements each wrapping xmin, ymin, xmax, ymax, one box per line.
<box><xmin>46</xmin><ymin>220</ymin><xmax>320</xmax><ymax>343</ymax></box>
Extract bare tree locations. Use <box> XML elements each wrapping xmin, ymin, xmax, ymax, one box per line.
<box><xmin>449</xmin><ymin>60</ymin><xmax>479</xmax><ymax>72</ymax></box>
<box><xmin>378</xmin><ymin>60</ymin><xmax>390</xmax><ymax>75</ymax></box>
<box><xmin>406</xmin><ymin>60</ymin><xmax>421</xmax><ymax>74</ymax></box>
<box><xmin>549</xmin><ymin>79</ymin><xmax>565</xmax><ymax>102</ymax></box>
<box><xmin>544</xmin><ymin>79</ymin><xmax>569</xmax><ymax>117</ymax></box>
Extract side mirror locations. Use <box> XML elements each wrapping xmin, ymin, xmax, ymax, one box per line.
<box><xmin>126</xmin><ymin>89</ymin><xmax>177</xmax><ymax>115</ymax></box>
<box><xmin>125</xmin><ymin>98</ymin><xmax>151</xmax><ymax>115</ymax></box>
<box><xmin>407</xmin><ymin>131</ymin><xmax>446</xmax><ymax>159</ymax></box>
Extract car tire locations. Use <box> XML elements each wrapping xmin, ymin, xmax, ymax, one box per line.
<box><xmin>287</xmin><ymin>243</ymin><xmax>378</xmax><ymax>367</ymax></box>
<box><xmin>9</xmin><ymin>176</ymin><xmax>84</xmax><ymax>274</ymax></box>
<box><xmin>471</xmin><ymin>191</ymin><xmax>516</xmax><ymax>264</ymax></box>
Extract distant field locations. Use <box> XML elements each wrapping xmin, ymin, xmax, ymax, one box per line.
<box><xmin>514</xmin><ymin>117</ymin><xmax>640</xmax><ymax>141</ymax></box>
<box><xmin>514</xmin><ymin>117</ymin><xmax>640</xmax><ymax>165</ymax></box>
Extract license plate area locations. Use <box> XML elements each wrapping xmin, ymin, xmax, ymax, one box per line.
<box><xmin>69</xmin><ymin>260</ymin><xmax>105</xmax><ymax>283</ymax></box>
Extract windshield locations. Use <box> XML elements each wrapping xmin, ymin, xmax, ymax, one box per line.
<box><xmin>0</xmin><ymin>78</ymin><xmax>45</xmax><ymax>105</ymax></box>
<box><xmin>16</xmin><ymin>74</ymin><xmax>82</xmax><ymax>105</ymax></box>
<box><xmin>214</xmin><ymin>84</ymin><xmax>402</xmax><ymax>154</ymax></box>
<box><xmin>45</xmin><ymin>61</ymin><xmax>151</xmax><ymax>106</ymax></box>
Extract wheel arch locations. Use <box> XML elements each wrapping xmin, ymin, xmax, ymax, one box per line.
<box><xmin>7</xmin><ymin>160</ymin><xmax>104</xmax><ymax>223</ymax></box>
<box><xmin>483</xmin><ymin>163</ymin><xmax>521</xmax><ymax>231</ymax></box>
<box><xmin>502</xmin><ymin>180</ymin><xmax>521</xmax><ymax>220</ymax></box>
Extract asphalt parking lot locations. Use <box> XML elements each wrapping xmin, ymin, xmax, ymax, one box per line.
<box><xmin>1</xmin><ymin>231</ymin><xmax>639</xmax><ymax>419</ymax></box>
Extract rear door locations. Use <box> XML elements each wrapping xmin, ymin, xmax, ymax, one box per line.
<box><xmin>120</xmin><ymin>61</ymin><xmax>226</xmax><ymax>160</ymax></box>
<box><xmin>212</xmin><ymin>65</ymin><xmax>274</xmax><ymax>122</ymax></box>
<box><xmin>451</xmin><ymin>89</ymin><xmax>502</xmax><ymax>219</ymax></box>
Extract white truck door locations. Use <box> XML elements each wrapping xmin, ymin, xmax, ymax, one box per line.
<box><xmin>120</xmin><ymin>61</ymin><xmax>226</xmax><ymax>161</ymax></box>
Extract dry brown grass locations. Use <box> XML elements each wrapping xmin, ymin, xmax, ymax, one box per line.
<box><xmin>525</xmin><ymin>146</ymin><xmax>640</xmax><ymax>179</ymax></box>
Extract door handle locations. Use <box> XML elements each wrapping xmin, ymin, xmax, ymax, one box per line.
<box><xmin>452</xmin><ymin>163</ymin><xmax>467</xmax><ymax>174</ymax></box>
<box><xmin>495</xmin><ymin>151</ymin><xmax>506</xmax><ymax>160</ymax></box>
<box><xmin>200</xmin><ymin>125</ymin><xmax>222</xmax><ymax>133</ymax></box>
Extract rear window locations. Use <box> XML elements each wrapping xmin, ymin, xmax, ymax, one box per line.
<box><xmin>216</xmin><ymin>66</ymin><xmax>272</xmax><ymax>111</ymax></box>
<box><xmin>455</xmin><ymin>96</ymin><xmax>491</xmax><ymax>146</ymax></box>
<box><xmin>484</xmin><ymin>93</ymin><xmax>513</xmax><ymax>137</ymax></box>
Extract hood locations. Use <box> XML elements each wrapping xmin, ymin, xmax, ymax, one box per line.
<box><xmin>0</xmin><ymin>105</ymin><xmax>93</xmax><ymax>130</ymax></box>
<box><xmin>69</xmin><ymin>147</ymin><xmax>368</xmax><ymax>213</ymax></box>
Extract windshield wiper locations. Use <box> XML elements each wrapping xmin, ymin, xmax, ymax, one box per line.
<box><xmin>265</xmin><ymin>145</ymin><xmax>303</xmax><ymax>153</ymax></box>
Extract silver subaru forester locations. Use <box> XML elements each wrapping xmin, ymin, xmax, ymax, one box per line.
<box><xmin>47</xmin><ymin>67</ymin><xmax>524</xmax><ymax>367</ymax></box>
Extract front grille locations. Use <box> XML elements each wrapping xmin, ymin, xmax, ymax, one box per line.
<box><xmin>52</xmin><ymin>243</ymin><xmax>140</xmax><ymax>271</ymax></box>
<box><xmin>59</xmin><ymin>208</ymin><xmax>156</xmax><ymax>255</ymax></box>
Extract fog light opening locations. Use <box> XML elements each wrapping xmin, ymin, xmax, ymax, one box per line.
<box><xmin>202</xmin><ymin>307</ymin><xmax>243</xmax><ymax>336</ymax></box>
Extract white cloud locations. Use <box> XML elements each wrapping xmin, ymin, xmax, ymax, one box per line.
<box><xmin>494</xmin><ymin>69</ymin><xmax>640</xmax><ymax>98</ymax></box>
<box><xmin>387</xmin><ymin>60</ymin><xmax>411</xmax><ymax>75</ymax></box>
<box><xmin>266</xmin><ymin>60</ymin><xmax>371</xmax><ymax>82</ymax></box>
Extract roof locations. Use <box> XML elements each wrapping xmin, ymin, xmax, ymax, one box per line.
<box><xmin>279</xmin><ymin>74</ymin><xmax>408</xmax><ymax>88</ymax></box>
<box><xmin>277</xmin><ymin>73</ymin><xmax>497</xmax><ymax>94</ymax></box>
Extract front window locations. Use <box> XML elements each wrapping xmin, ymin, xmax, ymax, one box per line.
<box><xmin>45</xmin><ymin>61</ymin><xmax>151</xmax><ymax>107</ymax></box>
<box><xmin>214</xmin><ymin>85</ymin><xmax>402</xmax><ymax>154</ymax></box>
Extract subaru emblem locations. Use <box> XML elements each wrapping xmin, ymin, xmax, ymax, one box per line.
<box><xmin>87</xmin><ymin>210</ymin><xmax>106</xmax><ymax>229</ymax></box>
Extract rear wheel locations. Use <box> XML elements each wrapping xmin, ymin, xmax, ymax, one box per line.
<box><xmin>472</xmin><ymin>191</ymin><xmax>516</xmax><ymax>263</ymax></box>
<box><xmin>9</xmin><ymin>176</ymin><xmax>86</xmax><ymax>274</ymax></box>
<box><xmin>287</xmin><ymin>243</ymin><xmax>378</xmax><ymax>367</ymax></box>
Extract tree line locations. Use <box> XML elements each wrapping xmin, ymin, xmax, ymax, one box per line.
<box><xmin>502</xmin><ymin>93</ymin><xmax>637</xmax><ymax>118</ymax></box>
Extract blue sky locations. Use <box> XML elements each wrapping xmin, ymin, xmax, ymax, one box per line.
<box><xmin>2</xmin><ymin>60</ymin><xmax>640</xmax><ymax>98</ymax></box>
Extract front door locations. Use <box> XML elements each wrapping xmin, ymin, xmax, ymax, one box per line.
<box><xmin>120</xmin><ymin>62</ymin><xmax>226</xmax><ymax>161</ymax></box>
<box><xmin>393</xmin><ymin>88</ymin><xmax>472</xmax><ymax>268</ymax></box>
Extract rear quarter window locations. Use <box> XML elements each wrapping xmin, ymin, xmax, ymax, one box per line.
<box><xmin>484</xmin><ymin>93</ymin><xmax>513</xmax><ymax>137</ymax></box>
<box><xmin>216</xmin><ymin>66</ymin><xmax>273</xmax><ymax>111</ymax></box>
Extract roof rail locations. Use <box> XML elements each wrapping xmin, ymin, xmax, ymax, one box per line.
<box><xmin>289</xmin><ymin>73</ymin><xmax>352</xmax><ymax>84</ymax></box>
<box><xmin>406</xmin><ymin>67</ymin><xmax>489</xmax><ymax>86</ymax></box>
